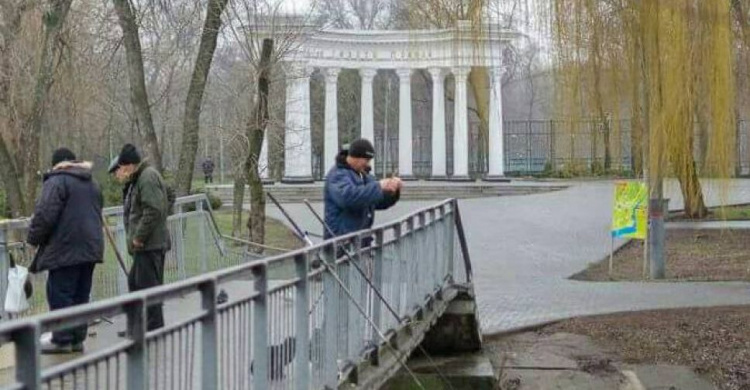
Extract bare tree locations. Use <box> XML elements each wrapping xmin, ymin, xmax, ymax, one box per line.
<box><xmin>175</xmin><ymin>0</ymin><xmax>230</xmax><ymax>195</ymax></box>
<box><xmin>225</xmin><ymin>0</ymin><xmax>315</xmax><ymax>245</ymax></box>
<box><xmin>245</xmin><ymin>38</ymin><xmax>273</xmax><ymax>249</ymax></box>
<box><xmin>316</xmin><ymin>0</ymin><xmax>394</xmax><ymax>29</ymax></box>
<box><xmin>0</xmin><ymin>0</ymin><xmax>73</xmax><ymax>216</ymax></box>
<box><xmin>113</xmin><ymin>0</ymin><xmax>163</xmax><ymax>171</ymax></box>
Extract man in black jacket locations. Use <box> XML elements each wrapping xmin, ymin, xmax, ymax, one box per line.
<box><xmin>27</xmin><ymin>148</ymin><xmax>104</xmax><ymax>354</ymax></box>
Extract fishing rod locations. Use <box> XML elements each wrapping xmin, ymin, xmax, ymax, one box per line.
<box><xmin>100</xmin><ymin>214</ymin><xmax>128</xmax><ymax>276</ymax></box>
<box><xmin>302</xmin><ymin>199</ymin><xmax>456</xmax><ymax>390</ymax></box>
<box><xmin>266</xmin><ymin>192</ymin><xmax>426</xmax><ymax>389</ymax></box>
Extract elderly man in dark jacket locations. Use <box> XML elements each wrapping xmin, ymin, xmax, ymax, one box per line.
<box><xmin>27</xmin><ymin>148</ymin><xmax>104</xmax><ymax>354</ymax></box>
<box><xmin>324</xmin><ymin>139</ymin><xmax>402</xmax><ymax>242</ymax></box>
<box><xmin>109</xmin><ymin>144</ymin><xmax>170</xmax><ymax>333</ymax></box>
<box><xmin>202</xmin><ymin>157</ymin><xmax>215</xmax><ymax>184</ymax></box>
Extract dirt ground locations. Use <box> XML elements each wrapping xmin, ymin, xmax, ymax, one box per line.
<box><xmin>572</xmin><ymin>229</ymin><xmax>750</xmax><ymax>282</ymax></box>
<box><xmin>541</xmin><ymin>306</ymin><xmax>750</xmax><ymax>390</ymax></box>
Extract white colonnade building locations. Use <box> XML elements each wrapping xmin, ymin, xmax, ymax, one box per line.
<box><xmin>258</xmin><ymin>20</ymin><xmax>514</xmax><ymax>182</ymax></box>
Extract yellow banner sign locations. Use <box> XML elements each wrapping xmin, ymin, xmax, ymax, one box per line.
<box><xmin>611</xmin><ymin>181</ymin><xmax>648</xmax><ymax>239</ymax></box>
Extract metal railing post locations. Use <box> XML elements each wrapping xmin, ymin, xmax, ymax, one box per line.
<box><xmin>322</xmin><ymin>244</ymin><xmax>339</xmax><ymax>388</ymax></box>
<box><xmin>15</xmin><ymin>324</ymin><xmax>41</xmax><ymax>389</ymax></box>
<box><xmin>393</xmin><ymin>223</ymin><xmax>405</xmax><ymax>316</ymax></box>
<box><xmin>252</xmin><ymin>264</ymin><xmax>268</xmax><ymax>389</ymax></box>
<box><xmin>348</xmin><ymin>235</ymin><xmax>363</xmax><ymax>357</ymax></box>
<box><xmin>446</xmin><ymin>204</ymin><xmax>456</xmax><ymax>283</ymax></box>
<box><xmin>372</xmin><ymin>230</ymin><xmax>384</xmax><ymax>331</ymax></box>
<box><xmin>197</xmin><ymin>201</ymin><xmax>208</xmax><ymax>273</ymax></box>
<box><xmin>405</xmin><ymin>217</ymin><xmax>416</xmax><ymax>310</ymax></box>
<box><xmin>452</xmin><ymin>200</ymin><xmax>473</xmax><ymax>284</ymax></box>
<box><xmin>175</xmin><ymin>204</ymin><xmax>186</xmax><ymax>280</ymax></box>
<box><xmin>200</xmin><ymin>280</ymin><xmax>218</xmax><ymax>388</ymax></box>
<box><xmin>427</xmin><ymin>209</ymin><xmax>438</xmax><ymax>291</ymax></box>
<box><xmin>294</xmin><ymin>252</ymin><xmax>311</xmax><ymax>388</ymax></box>
<box><xmin>417</xmin><ymin>212</ymin><xmax>428</xmax><ymax>299</ymax></box>
<box><xmin>0</xmin><ymin>226</ymin><xmax>9</xmax><ymax>318</ymax></box>
<box><xmin>115</xmin><ymin>217</ymin><xmax>129</xmax><ymax>294</ymax></box>
<box><xmin>126</xmin><ymin>298</ymin><xmax>148</xmax><ymax>390</ymax></box>
<box><xmin>336</xmin><ymin>240</ymin><xmax>350</xmax><ymax>361</ymax></box>
<box><xmin>440</xmin><ymin>205</ymin><xmax>452</xmax><ymax>282</ymax></box>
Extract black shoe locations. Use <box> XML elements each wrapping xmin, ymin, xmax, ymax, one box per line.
<box><xmin>41</xmin><ymin>340</ymin><xmax>74</xmax><ymax>355</ymax></box>
<box><xmin>117</xmin><ymin>330</ymin><xmax>130</xmax><ymax>338</ymax></box>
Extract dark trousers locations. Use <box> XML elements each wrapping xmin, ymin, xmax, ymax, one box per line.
<box><xmin>47</xmin><ymin>263</ymin><xmax>95</xmax><ymax>345</ymax></box>
<box><xmin>204</xmin><ymin>173</ymin><xmax>213</xmax><ymax>184</ymax></box>
<box><xmin>128</xmin><ymin>250</ymin><xmax>165</xmax><ymax>330</ymax></box>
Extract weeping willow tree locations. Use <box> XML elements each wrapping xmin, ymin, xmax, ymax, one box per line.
<box><xmin>551</xmin><ymin>0</ymin><xmax>736</xmax><ymax>219</ymax></box>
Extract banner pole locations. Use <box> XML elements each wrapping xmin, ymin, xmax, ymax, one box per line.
<box><xmin>609</xmin><ymin>235</ymin><xmax>614</xmax><ymax>276</ymax></box>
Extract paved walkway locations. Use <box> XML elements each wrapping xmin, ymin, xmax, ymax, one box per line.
<box><xmin>268</xmin><ymin>179</ymin><xmax>750</xmax><ymax>335</ymax></box>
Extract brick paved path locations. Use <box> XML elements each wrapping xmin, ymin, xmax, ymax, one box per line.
<box><xmin>269</xmin><ymin>179</ymin><xmax>750</xmax><ymax>334</ymax></box>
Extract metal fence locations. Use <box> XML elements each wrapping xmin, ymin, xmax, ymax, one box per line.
<box><xmin>0</xmin><ymin>198</ymin><xmax>470</xmax><ymax>390</ymax></box>
<box><xmin>0</xmin><ymin>194</ymin><xmax>249</xmax><ymax>320</ymax></box>
<box><xmin>313</xmin><ymin>119</ymin><xmax>750</xmax><ymax>179</ymax></box>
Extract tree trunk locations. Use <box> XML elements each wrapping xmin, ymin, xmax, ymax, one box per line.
<box><xmin>19</xmin><ymin>0</ymin><xmax>73</xmax><ymax>209</ymax></box>
<box><xmin>245</xmin><ymin>39</ymin><xmax>274</xmax><ymax>252</ymax></box>
<box><xmin>603</xmin><ymin>119</ymin><xmax>612</xmax><ymax>171</ymax></box>
<box><xmin>630</xmin><ymin>78</ymin><xmax>644</xmax><ymax>176</ymax></box>
<box><xmin>0</xmin><ymin>4</ymin><xmax>29</xmax><ymax>217</ymax></box>
<box><xmin>676</xmin><ymin>157</ymin><xmax>708</xmax><ymax>218</ymax></box>
<box><xmin>696</xmin><ymin>118</ymin><xmax>709</xmax><ymax>172</ymax></box>
<box><xmin>113</xmin><ymin>0</ymin><xmax>162</xmax><ymax>172</ymax></box>
<box><xmin>469</xmin><ymin>68</ymin><xmax>490</xmax><ymax>172</ymax></box>
<box><xmin>175</xmin><ymin>0</ymin><xmax>230</xmax><ymax>196</ymax></box>
<box><xmin>629</xmin><ymin>8</ymin><xmax>645</xmax><ymax>177</ymax></box>
<box><xmin>588</xmin><ymin>2</ymin><xmax>607</xmax><ymax>173</ymax></box>
<box><xmin>231</xmin><ymin>168</ymin><xmax>246</xmax><ymax>238</ymax></box>
<box><xmin>0</xmin><ymin>137</ymin><xmax>25</xmax><ymax>217</ymax></box>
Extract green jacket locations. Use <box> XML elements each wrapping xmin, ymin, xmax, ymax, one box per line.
<box><xmin>123</xmin><ymin>163</ymin><xmax>170</xmax><ymax>255</ymax></box>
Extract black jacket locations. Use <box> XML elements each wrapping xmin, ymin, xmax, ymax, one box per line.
<box><xmin>27</xmin><ymin>162</ymin><xmax>104</xmax><ymax>273</ymax></box>
<box><xmin>323</xmin><ymin>154</ymin><xmax>400</xmax><ymax>240</ymax></box>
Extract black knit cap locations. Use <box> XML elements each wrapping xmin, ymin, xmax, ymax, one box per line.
<box><xmin>51</xmin><ymin>147</ymin><xmax>76</xmax><ymax>167</ymax></box>
<box><xmin>348</xmin><ymin>138</ymin><xmax>375</xmax><ymax>159</ymax></box>
<box><xmin>108</xmin><ymin>143</ymin><xmax>141</xmax><ymax>173</ymax></box>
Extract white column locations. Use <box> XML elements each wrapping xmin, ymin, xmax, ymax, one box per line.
<box><xmin>324</xmin><ymin>68</ymin><xmax>340</xmax><ymax>174</ymax></box>
<box><xmin>283</xmin><ymin>63</ymin><xmax>313</xmax><ymax>183</ymax></box>
<box><xmin>452</xmin><ymin>66</ymin><xmax>471</xmax><ymax>180</ymax></box>
<box><xmin>360</xmin><ymin>68</ymin><xmax>377</xmax><ymax>174</ymax></box>
<box><xmin>487</xmin><ymin>66</ymin><xmax>506</xmax><ymax>179</ymax></box>
<box><xmin>429</xmin><ymin>67</ymin><xmax>447</xmax><ymax>179</ymax></box>
<box><xmin>360</xmin><ymin>69</ymin><xmax>377</xmax><ymax>142</ymax></box>
<box><xmin>259</xmin><ymin>132</ymin><xmax>269</xmax><ymax>180</ymax></box>
<box><xmin>396</xmin><ymin>68</ymin><xmax>413</xmax><ymax>178</ymax></box>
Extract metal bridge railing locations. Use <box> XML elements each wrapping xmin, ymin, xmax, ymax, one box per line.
<box><xmin>0</xmin><ymin>194</ymin><xmax>247</xmax><ymax>319</ymax></box>
<box><xmin>0</xmin><ymin>199</ymin><xmax>471</xmax><ymax>390</ymax></box>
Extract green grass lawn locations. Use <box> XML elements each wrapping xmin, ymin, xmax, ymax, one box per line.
<box><xmin>672</xmin><ymin>204</ymin><xmax>750</xmax><ymax>221</ymax></box>
<box><xmin>211</xmin><ymin>210</ymin><xmax>304</xmax><ymax>280</ymax></box>
<box><xmin>714</xmin><ymin>204</ymin><xmax>750</xmax><ymax>220</ymax></box>
<box><xmin>212</xmin><ymin>210</ymin><xmax>303</xmax><ymax>251</ymax></box>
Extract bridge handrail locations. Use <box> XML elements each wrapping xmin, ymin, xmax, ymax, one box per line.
<box><xmin>0</xmin><ymin>198</ymin><xmax>472</xmax><ymax>389</ymax></box>
<box><xmin>0</xmin><ymin>193</ymin><xmax>241</xmax><ymax>319</ymax></box>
